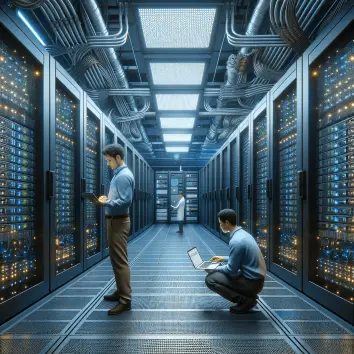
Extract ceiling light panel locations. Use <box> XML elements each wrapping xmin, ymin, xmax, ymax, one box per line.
<box><xmin>166</xmin><ymin>146</ymin><xmax>189</xmax><ymax>152</ymax></box>
<box><xmin>156</xmin><ymin>94</ymin><xmax>199</xmax><ymax>110</ymax></box>
<box><xmin>163</xmin><ymin>134</ymin><xmax>192</xmax><ymax>142</ymax></box>
<box><xmin>150</xmin><ymin>63</ymin><xmax>205</xmax><ymax>85</ymax></box>
<box><xmin>160</xmin><ymin>117</ymin><xmax>195</xmax><ymax>129</ymax></box>
<box><xmin>138</xmin><ymin>8</ymin><xmax>216</xmax><ymax>48</ymax></box>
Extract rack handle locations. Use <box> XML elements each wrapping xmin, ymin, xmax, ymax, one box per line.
<box><xmin>46</xmin><ymin>170</ymin><xmax>55</xmax><ymax>200</ymax></box>
<box><xmin>266</xmin><ymin>179</ymin><xmax>273</xmax><ymax>200</ymax></box>
<box><xmin>298</xmin><ymin>170</ymin><xmax>306</xmax><ymax>200</ymax></box>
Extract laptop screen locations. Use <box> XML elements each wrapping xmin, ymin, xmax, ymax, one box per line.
<box><xmin>187</xmin><ymin>248</ymin><xmax>203</xmax><ymax>268</ymax></box>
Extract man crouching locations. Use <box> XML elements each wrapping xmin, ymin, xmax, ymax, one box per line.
<box><xmin>205</xmin><ymin>209</ymin><xmax>266</xmax><ymax>313</ymax></box>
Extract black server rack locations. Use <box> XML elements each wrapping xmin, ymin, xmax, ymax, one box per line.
<box><xmin>303</xmin><ymin>8</ymin><xmax>354</xmax><ymax>323</ymax></box>
<box><xmin>230</xmin><ymin>137</ymin><xmax>239</xmax><ymax>225</ymax></box>
<box><xmin>133</xmin><ymin>155</ymin><xmax>139</xmax><ymax>234</ymax></box>
<box><xmin>206</xmin><ymin>164</ymin><xmax>211</xmax><ymax>229</ymax></box>
<box><xmin>126</xmin><ymin>146</ymin><xmax>134</xmax><ymax>238</ymax></box>
<box><xmin>215</xmin><ymin>154</ymin><xmax>221</xmax><ymax>233</ymax></box>
<box><xmin>0</xmin><ymin>22</ymin><xmax>49</xmax><ymax>323</ymax></box>
<box><xmin>221</xmin><ymin>146</ymin><xmax>230</xmax><ymax>210</ymax></box>
<box><xmin>240</xmin><ymin>122</ymin><xmax>251</xmax><ymax>233</ymax></box>
<box><xmin>51</xmin><ymin>70</ymin><xmax>83</xmax><ymax>290</ymax></box>
<box><xmin>185</xmin><ymin>172</ymin><xmax>198</xmax><ymax>223</ymax></box>
<box><xmin>220</xmin><ymin>147</ymin><xmax>230</xmax><ymax>243</ymax></box>
<box><xmin>138</xmin><ymin>159</ymin><xmax>143</xmax><ymax>232</ymax></box>
<box><xmin>144</xmin><ymin>164</ymin><xmax>148</xmax><ymax>229</ymax></box>
<box><xmin>170</xmin><ymin>172</ymin><xmax>183</xmax><ymax>223</ymax></box>
<box><xmin>270</xmin><ymin>59</ymin><xmax>303</xmax><ymax>290</ymax></box>
<box><xmin>102</xmin><ymin>126</ymin><xmax>114</xmax><ymax>255</ymax></box>
<box><xmin>252</xmin><ymin>100</ymin><xmax>269</xmax><ymax>265</ymax></box>
<box><xmin>211</xmin><ymin>159</ymin><xmax>217</xmax><ymax>233</ymax></box>
<box><xmin>202</xmin><ymin>168</ymin><xmax>207</xmax><ymax>227</ymax></box>
<box><xmin>83</xmin><ymin>104</ymin><xmax>101</xmax><ymax>268</ymax></box>
<box><xmin>156</xmin><ymin>171</ymin><xmax>168</xmax><ymax>222</ymax></box>
<box><xmin>150</xmin><ymin>168</ymin><xmax>154</xmax><ymax>224</ymax></box>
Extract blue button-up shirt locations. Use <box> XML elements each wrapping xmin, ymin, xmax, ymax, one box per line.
<box><xmin>105</xmin><ymin>165</ymin><xmax>135</xmax><ymax>216</ymax></box>
<box><xmin>216</xmin><ymin>227</ymin><xmax>267</xmax><ymax>280</ymax></box>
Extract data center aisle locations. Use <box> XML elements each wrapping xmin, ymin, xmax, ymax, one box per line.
<box><xmin>0</xmin><ymin>224</ymin><xmax>353</xmax><ymax>354</ymax></box>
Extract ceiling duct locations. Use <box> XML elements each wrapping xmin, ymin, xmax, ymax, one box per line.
<box><xmin>80</xmin><ymin>0</ymin><xmax>153</xmax><ymax>152</ymax></box>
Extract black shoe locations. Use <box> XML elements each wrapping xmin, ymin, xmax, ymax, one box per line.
<box><xmin>176</xmin><ymin>231</ymin><xmax>181</xmax><ymax>233</ymax></box>
<box><xmin>104</xmin><ymin>292</ymin><xmax>120</xmax><ymax>302</ymax></box>
<box><xmin>108</xmin><ymin>302</ymin><xmax>131</xmax><ymax>315</ymax></box>
<box><xmin>230</xmin><ymin>297</ymin><xmax>257</xmax><ymax>314</ymax></box>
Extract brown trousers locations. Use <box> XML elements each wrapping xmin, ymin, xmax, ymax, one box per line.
<box><xmin>106</xmin><ymin>217</ymin><xmax>131</xmax><ymax>304</ymax></box>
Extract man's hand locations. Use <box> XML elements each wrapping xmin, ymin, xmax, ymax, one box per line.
<box><xmin>210</xmin><ymin>256</ymin><xmax>224</xmax><ymax>263</ymax></box>
<box><xmin>98</xmin><ymin>196</ymin><xmax>108</xmax><ymax>203</ymax></box>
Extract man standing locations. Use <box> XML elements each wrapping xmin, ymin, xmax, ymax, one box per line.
<box><xmin>171</xmin><ymin>193</ymin><xmax>185</xmax><ymax>234</ymax></box>
<box><xmin>98</xmin><ymin>144</ymin><xmax>134</xmax><ymax>315</ymax></box>
<box><xmin>205</xmin><ymin>209</ymin><xmax>266</xmax><ymax>313</ymax></box>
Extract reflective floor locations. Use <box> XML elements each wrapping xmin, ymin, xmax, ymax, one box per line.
<box><xmin>1</xmin><ymin>224</ymin><xmax>353</xmax><ymax>353</ymax></box>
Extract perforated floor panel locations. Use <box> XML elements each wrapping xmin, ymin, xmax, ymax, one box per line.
<box><xmin>1</xmin><ymin>224</ymin><xmax>353</xmax><ymax>354</ymax></box>
<box><xmin>58</xmin><ymin>338</ymin><xmax>296</xmax><ymax>354</ymax></box>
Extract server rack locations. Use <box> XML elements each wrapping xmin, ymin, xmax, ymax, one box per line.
<box><xmin>49</xmin><ymin>62</ymin><xmax>84</xmax><ymax>291</ymax></box>
<box><xmin>206</xmin><ymin>164</ymin><xmax>211</xmax><ymax>229</ymax></box>
<box><xmin>133</xmin><ymin>155</ymin><xmax>139</xmax><ymax>234</ymax></box>
<box><xmin>239</xmin><ymin>118</ymin><xmax>251</xmax><ymax>233</ymax></box>
<box><xmin>220</xmin><ymin>147</ymin><xmax>230</xmax><ymax>243</ymax></box>
<box><xmin>83</xmin><ymin>97</ymin><xmax>102</xmax><ymax>269</ymax></box>
<box><xmin>201</xmin><ymin>168</ymin><xmax>207</xmax><ymax>227</ymax></box>
<box><xmin>126</xmin><ymin>146</ymin><xmax>134</xmax><ymax>238</ymax></box>
<box><xmin>221</xmin><ymin>146</ymin><xmax>230</xmax><ymax>210</ymax></box>
<box><xmin>102</xmin><ymin>122</ymin><xmax>114</xmax><ymax>257</ymax></box>
<box><xmin>230</xmin><ymin>137</ymin><xmax>239</xmax><ymax>225</ymax></box>
<box><xmin>170</xmin><ymin>172</ymin><xmax>183</xmax><ymax>223</ymax></box>
<box><xmin>211</xmin><ymin>159</ymin><xmax>217</xmax><ymax>233</ymax></box>
<box><xmin>303</xmin><ymin>7</ymin><xmax>354</xmax><ymax>323</ymax></box>
<box><xmin>0</xmin><ymin>19</ymin><xmax>50</xmax><ymax>324</ymax></box>
<box><xmin>185</xmin><ymin>172</ymin><xmax>198</xmax><ymax>223</ymax></box>
<box><xmin>215</xmin><ymin>154</ymin><xmax>221</xmax><ymax>234</ymax></box>
<box><xmin>155</xmin><ymin>171</ymin><xmax>168</xmax><ymax>222</ymax></box>
<box><xmin>251</xmin><ymin>97</ymin><xmax>270</xmax><ymax>267</ymax></box>
<box><xmin>269</xmin><ymin>59</ymin><xmax>304</xmax><ymax>291</ymax></box>
<box><xmin>144</xmin><ymin>163</ymin><xmax>148</xmax><ymax>229</ymax></box>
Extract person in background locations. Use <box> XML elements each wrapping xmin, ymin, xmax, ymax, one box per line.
<box><xmin>205</xmin><ymin>209</ymin><xmax>266</xmax><ymax>313</ymax></box>
<box><xmin>98</xmin><ymin>144</ymin><xmax>135</xmax><ymax>315</ymax></box>
<box><xmin>171</xmin><ymin>193</ymin><xmax>185</xmax><ymax>234</ymax></box>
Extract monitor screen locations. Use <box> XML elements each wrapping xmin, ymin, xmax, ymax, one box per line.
<box><xmin>188</xmin><ymin>248</ymin><xmax>203</xmax><ymax>267</ymax></box>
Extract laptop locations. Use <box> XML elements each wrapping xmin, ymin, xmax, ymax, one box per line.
<box><xmin>187</xmin><ymin>247</ymin><xmax>220</xmax><ymax>270</ymax></box>
<box><xmin>81</xmin><ymin>192</ymin><xmax>104</xmax><ymax>206</ymax></box>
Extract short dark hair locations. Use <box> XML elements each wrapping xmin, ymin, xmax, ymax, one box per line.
<box><xmin>103</xmin><ymin>144</ymin><xmax>125</xmax><ymax>160</ymax></box>
<box><xmin>178</xmin><ymin>192</ymin><xmax>184</xmax><ymax>196</ymax></box>
<box><xmin>217</xmin><ymin>209</ymin><xmax>237</xmax><ymax>226</ymax></box>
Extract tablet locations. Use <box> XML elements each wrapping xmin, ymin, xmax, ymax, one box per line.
<box><xmin>81</xmin><ymin>192</ymin><xmax>104</xmax><ymax>206</ymax></box>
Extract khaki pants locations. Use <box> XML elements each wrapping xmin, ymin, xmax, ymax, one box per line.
<box><xmin>106</xmin><ymin>216</ymin><xmax>131</xmax><ymax>304</ymax></box>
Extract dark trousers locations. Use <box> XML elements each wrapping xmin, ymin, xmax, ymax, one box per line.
<box><xmin>178</xmin><ymin>221</ymin><xmax>184</xmax><ymax>233</ymax></box>
<box><xmin>205</xmin><ymin>272</ymin><xmax>264</xmax><ymax>303</ymax></box>
<box><xmin>106</xmin><ymin>216</ymin><xmax>131</xmax><ymax>304</ymax></box>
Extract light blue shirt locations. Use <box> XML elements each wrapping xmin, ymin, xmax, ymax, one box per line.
<box><xmin>217</xmin><ymin>227</ymin><xmax>266</xmax><ymax>280</ymax></box>
<box><xmin>105</xmin><ymin>165</ymin><xmax>135</xmax><ymax>216</ymax></box>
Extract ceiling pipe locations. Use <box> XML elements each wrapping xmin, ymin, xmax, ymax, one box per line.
<box><xmin>81</xmin><ymin>0</ymin><xmax>153</xmax><ymax>152</ymax></box>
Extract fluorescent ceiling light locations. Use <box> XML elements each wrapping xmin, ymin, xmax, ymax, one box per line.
<box><xmin>17</xmin><ymin>10</ymin><xmax>46</xmax><ymax>46</ymax></box>
<box><xmin>150</xmin><ymin>63</ymin><xmax>205</xmax><ymax>85</ymax></box>
<box><xmin>138</xmin><ymin>8</ymin><xmax>216</xmax><ymax>48</ymax></box>
<box><xmin>163</xmin><ymin>134</ymin><xmax>192</xmax><ymax>142</ymax></box>
<box><xmin>156</xmin><ymin>94</ymin><xmax>199</xmax><ymax>110</ymax></box>
<box><xmin>166</xmin><ymin>146</ymin><xmax>189</xmax><ymax>152</ymax></box>
<box><xmin>160</xmin><ymin>117</ymin><xmax>195</xmax><ymax>129</ymax></box>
